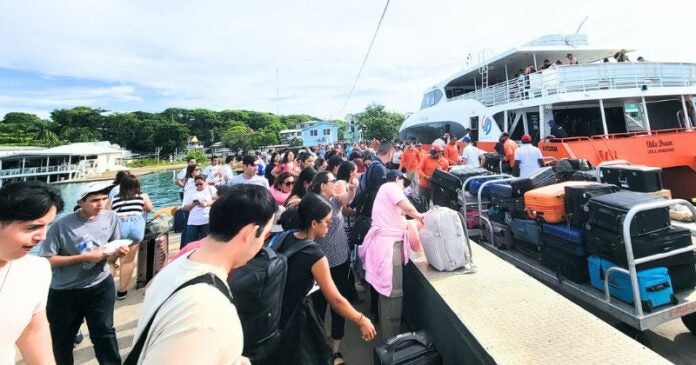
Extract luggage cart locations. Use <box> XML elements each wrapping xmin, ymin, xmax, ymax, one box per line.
<box><xmin>460</xmin><ymin>174</ymin><xmax>512</xmax><ymax>237</ymax></box>
<box><xmin>477</xmin><ymin>198</ymin><xmax>696</xmax><ymax>335</ymax></box>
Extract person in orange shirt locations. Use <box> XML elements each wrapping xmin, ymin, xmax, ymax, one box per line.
<box><xmin>501</xmin><ymin>133</ymin><xmax>518</xmax><ymax>168</ymax></box>
<box><xmin>400</xmin><ymin>141</ymin><xmax>422</xmax><ymax>195</ymax></box>
<box><xmin>418</xmin><ymin>145</ymin><xmax>450</xmax><ymax>202</ymax></box>
<box><xmin>444</xmin><ymin>135</ymin><xmax>460</xmax><ymax>165</ymax></box>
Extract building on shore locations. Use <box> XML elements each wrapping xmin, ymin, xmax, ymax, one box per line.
<box><xmin>301</xmin><ymin>121</ymin><xmax>340</xmax><ymax>147</ymax></box>
<box><xmin>0</xmin><ymin>141</ymin><xmax>130</xmax><ymax>187</ymax></box>
<box><xmin>343</xmin><ymin>113</ymin><xmax>362</xmax><ymax>142</ymax></box>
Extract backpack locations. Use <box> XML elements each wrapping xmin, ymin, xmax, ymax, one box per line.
<box><xmin>228</xmin><ymin>231</ymin><xmax>313</xmax><ymax>362</ymax></box>
<box><xmin>420</xmin><ymin>206</ymin><xmax>475</xmax><ymax>272</ymax></box>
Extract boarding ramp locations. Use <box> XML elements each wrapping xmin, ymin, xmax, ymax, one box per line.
<box><xmin>403</xmin><ymin>243</ymin><xmax>671</xmax><ymax>364</ymax></box>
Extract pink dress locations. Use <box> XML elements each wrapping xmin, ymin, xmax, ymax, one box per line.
<box><xmin>358</xmin><ymin>182</ymin><xmax>412</xmax><ymax>297</ymax></box>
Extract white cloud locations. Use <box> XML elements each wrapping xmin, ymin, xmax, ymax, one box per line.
<box><xmin>0</xmin><ymin>0</ymin><xmax>693</xmax><ymax>120</ymax></box>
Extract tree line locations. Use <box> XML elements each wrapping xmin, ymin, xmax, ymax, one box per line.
<box><xmin>0</xmin><ymin>104</ymin><xmax>405</xmax><ymax>155</ymax></box>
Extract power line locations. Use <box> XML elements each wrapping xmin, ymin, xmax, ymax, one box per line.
<box><xmin>336</xmin><ymin>0</ymin><xmax>390</xmax><ymax>118</ymax></box>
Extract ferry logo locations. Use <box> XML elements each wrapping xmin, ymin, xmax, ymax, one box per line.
<box><xmin>481</xmin><ymin>116</ymin><xmax>493</xmax><ymax>135</ymax></box>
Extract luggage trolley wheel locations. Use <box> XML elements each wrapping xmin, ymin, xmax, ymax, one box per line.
<box><xmin>681</xmin><ymin>312</ymin><xmax>696</xmax><ymax>335</ymax></box>
<box><xmin>670</xmin><ymin>294</ymin><xmax>679</xmax><ymax>306</ymax></box>
<box><xmin>641</xmin><ymin>300</ymin><xmax>653</xmax><ymax>314</ymax></box>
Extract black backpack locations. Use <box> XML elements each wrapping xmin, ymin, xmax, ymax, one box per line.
<box><xmin>228</xmin><ymin>231</ymin><xmax>313</xmax><ymax>362</ymax></box>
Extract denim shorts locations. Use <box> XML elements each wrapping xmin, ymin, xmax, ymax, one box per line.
<box><xmin>119</xmin><ymin>215</ymin><xmax>146</xmax><ymax>243</ymax></box>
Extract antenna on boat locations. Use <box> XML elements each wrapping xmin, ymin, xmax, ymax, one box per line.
<box><xmin>574</xmin><ymin>16</ymin><xmax>589</xmax><ymax>35</ymax></box>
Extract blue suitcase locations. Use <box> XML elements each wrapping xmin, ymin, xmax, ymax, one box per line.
<box><xmin>489</xmin><ymin>183</ymin><xmax>513</xmax><ymax>198</ymax></box>
<box><xmin>466</xmin><ymin>176</ymin><xmax>501</xmax><ymax>198</ymax></box>
<box><xmin>588</xmin><ymin>256</ymin><xmax>676</xmax><ymax>312</ymax></box>
<box><xmin>542</xmin><ymin>223</ymin><xmax>586</xmax><ymax>256</ymax></box>
<box><xmin>510</xmin><ymin>219</ymin><xmax>541</xmax><ymax>247</ymax></box>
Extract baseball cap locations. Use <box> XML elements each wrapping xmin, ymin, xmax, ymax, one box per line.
<box><xmin>521</xmin><ymin>134</ymin><xmax>532</xmax><ymax>143</ymax></box>
<box><xmin>462</xmin><ymin>136</ymin><xmax>472</xmax><ymax>143</ymax></box>
<box><xmin>78</xmin><ymin>181</ymin><xmax>112</xmax><ymax>201</ymax></box>
<box><xmin>430</xmin><ymin>144</ymin><xmax>444</xmax><ymax>152</ymax></box>
<box><xmin>386</xmin><ymin>169</ymin><xmax>411</xmax><ymax>186</ymax></box>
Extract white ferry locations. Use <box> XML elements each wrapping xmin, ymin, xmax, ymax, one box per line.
<box><xmin>399</xmin><ymin>34</ymin><xmax>696</xmax><ymax>198</ymax></box>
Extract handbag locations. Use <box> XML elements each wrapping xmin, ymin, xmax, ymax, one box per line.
<box><xmin>349</xmin><ymin>214</ymin><xmax>372</xmax><ymax>246</ymax></box>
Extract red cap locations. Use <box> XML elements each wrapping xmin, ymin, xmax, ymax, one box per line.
<box><xmin>431</xmin><ymin>144</ymin><xmax>444</xmax><ymax>152</ymax></box>
<box><xmin>521</xmin><ymin>134</ymin><xmax>532</xmax><ymax>142</ymax></box>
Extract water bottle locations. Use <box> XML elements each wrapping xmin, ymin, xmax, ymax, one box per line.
<box><xmin>79</xmin><ymin>236</ymin><xmax>97</xmax><ymax>270</ymax></box>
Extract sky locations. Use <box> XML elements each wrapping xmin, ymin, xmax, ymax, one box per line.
<box><xmin>1</xmin><ymin>0</ymin><xmax>694</xmax><ymax>121</ymax></box>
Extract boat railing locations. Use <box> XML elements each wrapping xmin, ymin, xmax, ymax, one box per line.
<box><xmin>0</xmin><ymin>164</ymin><xmax>79</xmax><ymax>177</ymax></box>
<box><xmin>448</xmin><ymin>63</ymin><xmax>696</xmax><ymax>107</ymax></box>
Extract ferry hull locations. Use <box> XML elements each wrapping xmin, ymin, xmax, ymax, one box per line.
<box><xmin>538</xmin><ymin>129</ymin><xmax>696</xmax><ymax>199</ymax></box>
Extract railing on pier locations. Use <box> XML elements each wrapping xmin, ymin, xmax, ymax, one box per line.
<box><xmin>448</xmin><ymin>63</ymin><xmax>696</xmax><ymax>107</ymax></box>
<box><xmin>0</xmin><ymin>164</ymin><xmax>78</xmax><ymax>177</ymax></box>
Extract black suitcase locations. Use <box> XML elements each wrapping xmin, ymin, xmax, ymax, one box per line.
<box><xmin>374</xmin><ymin>331</ymin><xmax>443</xmax><ymax>365</ymax></box>
<box><xmin>570</xmin><ymin>170</ymin><xmax>598</xmax><ymax>182</ymax></box>
<box><xmin>449</xmin><ymin>165</ymin><xmax>491</xmax><ymax>183</ymax></box>
<box><xmin>540</xmin><ymin>245</ymin><xmax>590</xmax><ymax>283</ymax></box>
<box><xmin>585</xmin><ymin>226</ymin><xmax>696</xmax><ymax>291</ymax></box>
<box><xmin>432</xmin><ymin>186</ymin><xmax>460</xmax><ymax>211</ymax></box>
<box><xmin>174</xmin><ymin>208</ymin><xmax>187</xmax><ymax>233</ymax></box>
<box><xmin>431</xmin><ymin>169</ymin><xmax>462</xmax><ymax>193</ymax></box>
<box><xmin>586</xmin><ymin>192</ymin><xmax>670</xmax><ymax>235</ymax></box>
<box><xmin>564</xmin><ymin>183</ymin><xmax>619</xmax><ymax>226</ymax></box>
<box><xmin>600</xmin><ymin>165</ymin><xmax>663</xmax><ymax>192</ymax></box>
<box><xmin>483</xmin><ymin>153</ymin><xmax>504</xmax><ymax>173</ymax></box>
<box><xmin>509</xmin><ymin>167</ymin><xmax>558</xmax><ymax>197</ymax></box>
<box><xmin>490</xmin><ymin>194</ymin><xmax>526</xmax><ymax>218</ymax></box>
<box><xmin>136</xmin><ymin>233</ymin><xmax>169</xmax><ymax>289</ymax></box>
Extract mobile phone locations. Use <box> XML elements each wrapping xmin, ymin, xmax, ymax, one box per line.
<box><xmin>193</xmin><ymin>199</ymin><xmax>200</xmax><ymax>204</ymax></box>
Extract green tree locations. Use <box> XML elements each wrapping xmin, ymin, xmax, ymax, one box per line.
<box><xmin>1</xmin><ymin>112</ymin><xmax>43</xmax><ymax>125</ymax></box>
<box><xmin>357</xmin><ymin>103</ymin><xmax>404</xmax><ymax>141</ymax></box>
<box><xmin>186</xmin><ymin>149</ymin><xmax>208</xmax><ymax>163</ymax></box>
<box><xmin>50</xmin><ymin>107</ymin><xmax>106</xmax><ymax>141</ymax></box>
<box><xmin>148</xmin><ymin>119</ymin><xmax>189</xmax><ymax>155</ymax></box>
<box><xmin>288</xmin><ymin>137</ymin><xmax>303</xmax><ymax>147</ymax></box>
<box><xmin>222</xmin><ymin>125</ymin><xmax>252</xmax><ymax>151</ymax></box>
<box><xmin>249</xmin><ymin>129</ymin><xmax>280</xmax><ymax>149</ymax></box>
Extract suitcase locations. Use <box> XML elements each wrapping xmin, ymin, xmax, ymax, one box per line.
<box><xmin>600</xmin><ymin>165</ymin><xmax>663</xmax><ymax>192</ymax></box>
<box><xmin>585</xmin><ymin>226</ymin><xmax>696</xmax><ymax>291</ymax></box>
<box><xmin>374</xmin><ymin>331</ymin><xmax>443</xmax><ymax>365</ymax></box>
<box><xmin>487</xmin><ymin>205</ymin><xmax>508</xmax><ymax>224</ymax></box>
<box><xmin>586</xmin><ymin>191</ymin><xmax>671</xmax><ymax>235</ymax></box>
<box><xmin>570</xmin><ymin>170</ymin><xmax>598</xmax><ymax>182</ymax></box>
<box><xmin>483</xmin><ymin>153</ymin><xmax>504</xmax><ymax>173</ymax></box>
<box><xmin>449</xmin><ymin>165</ymin><xmax>491</xmax><ymax>182</ymax></box>
<box><xmin>564</xmin><ymin>183</ymin><xmax>619</xmax><ymax>227</ymax></box>
<box><xmin>489</xmin><ymin>194</ymin><xmax>526</xmax><ymax>218</ymax></box>
<box><xmin>541</xmin><ymin>245</ymin><xmax>590</xmax><ymax>283</ymax></box>
<box><xmin>524</xmin><ymin>181</ymin><xmax>590</xmax><ymax>223</ymax></box>
<box><xmin>431</xmin><ymin>169</ymin><xmax>462</xmax><ymax>193</ymax></box>
<box><xmin>510</xmin><ymin>218</ymin><xmax>541</xmax><ymax>246</ymax></box>
<box><xmin>466</xmin><ymin>176</ymin><xmax>500</xmax><ymax>198</ymax></box>
<box><xmin>541</xmin><ymin>223</ymin><xmax>586</xmax><ymax>256</ymax></box>
<box><xmin>420</xmin><ymin>207</ymin><xmax>473</xmax><ymax>272</ymax></box>
<box><xmin>515</xmin><ymin>240</ymin><xmax>543</xmax><ymax>261</ymax></box>
<box><xmin>554</xmin><ymin>158</ymin><xmax>592</xmax><ymax>173</ymax></box>
<box><xmin>489</xmin><ymin>182</ymin><xmax>513</xmax><ymax>198</ymax></box>
<box><xmin>464</xmin><ymin>209</ymin><xmax>480</xmax><ymax>229</ymax></box>
<box><xmin>588</xmin><ymin>256</ymin><xmax>676</xmax><ymax>312</ymax></box>
<box><xmin>508</xmin><ymin>167</ymin><xmax>558</xmax><ymax>197</ymax></box>
<box><xmin>136</xmin><ymin>233</ymin><xmax>169</xmax><ymax>289</ymax></box>
<box><xmin>432</xmin><ymin>186</ymin><xmax>460</xmax><ymax>211</ymax></box>
<box><xmin>408</xmin><ymin>195</ymin><xmax>430</xmax><ymax>214</ymax></box>
<box><xmin>482</xmin><ymin>219</ymin><xmax>515</xmax><ymax>250</ymax></box>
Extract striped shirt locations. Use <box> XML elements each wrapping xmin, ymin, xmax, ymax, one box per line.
<box><xmin>112</xmin><ymin>193</ymin><xmax>145</xmax><ymax>216</ymax></box>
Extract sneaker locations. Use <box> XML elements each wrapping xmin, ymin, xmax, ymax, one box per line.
<box><xmin>333</xmin><ymin>352</ymin><xmax>345</xmax><ymax>365</ymax></box>
<box><xmin>116</xmin><ymin>290</ymin><xmax>128</xmax><ymax>301</ymax></box>
<box><xmin>354</xmin><ymin>281</ymin><xmax>366</xmax><ymax>293</ymax></box>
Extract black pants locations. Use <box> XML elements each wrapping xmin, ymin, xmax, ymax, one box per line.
<box><xmin>47</xmin><ymin>276</ymin><xmax>121</xmax><ymax>365</ymax></box>
<box><xmin>311</xmin><ymin>259</ymin><xmax>351</xmax><ymax>340</ymax></box>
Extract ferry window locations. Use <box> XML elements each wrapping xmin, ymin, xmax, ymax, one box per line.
<box><xmin>419</xmin><ymin>90</ymin><xmax>443</xmax><ymax>110</ymax></box>
<box><xmin>492</xmin><ymin>112</ymin><xmax>505</xmax><ymax>132</ymax></box>
<box><xmin>623</xmin><ymin>102</ymin><xmax>646</xmax><ymax>132</ymax></box>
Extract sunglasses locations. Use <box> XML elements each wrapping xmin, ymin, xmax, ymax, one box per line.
<box><xmin>194</xmin><ymin>168</ymin><xmax>201</xmax><ymax>171</ymax></box>
<box><xmin>195</xmin><ymin>183</ymin><xmax>204</xmax><ymax>186</ymax></box>
<box><xmin>283</xmin><ymin>181</ymin><xmax>295</xmax><ymax>186</ymax></box>
<box><xmin>328</xmin><ymin>179</ymin><xmax>337</xmax><ymax>183</ymax></box>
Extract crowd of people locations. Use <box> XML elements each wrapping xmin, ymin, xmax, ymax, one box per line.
<box><xmin>1</xmin><ymin>133</ymin><xmax>549</xmax><ymax>365</ymax></box>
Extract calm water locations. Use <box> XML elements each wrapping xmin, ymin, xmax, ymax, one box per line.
<box><xmin>55</xmin><ymin>171</ymin><xmax>182</xmax><ymax>217</ymax></box>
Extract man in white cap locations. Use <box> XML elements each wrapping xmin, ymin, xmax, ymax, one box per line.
<box><xmin>40</xmin><ymin>181</ymin><xmax>127</xmax><ymax>365</ymax></box>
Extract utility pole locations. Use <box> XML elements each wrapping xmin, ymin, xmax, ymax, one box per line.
<box><xmin>156</xmin><ymin>147</ymin><xmax>162</xmax><ymax>165</ymax></box>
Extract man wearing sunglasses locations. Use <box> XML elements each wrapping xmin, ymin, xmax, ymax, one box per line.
<box><xmin>227</xmin><ymin>155</ymin><xmax>270</xmax><ymax>189</ymax></box>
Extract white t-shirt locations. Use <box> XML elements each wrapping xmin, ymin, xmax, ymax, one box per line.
<box><xmin>227</xmin><ymin>174</ymin><xmax>270</xmax><ymax>189</ymax></box>
<box><xmin>461</xmin><ymin>144</ymin><xmax>484</xmax><ymax>167</ymax></box>
<box><xmin>202</xmin><ymin>165</ymin><xmax>221</xmax><ymax>185</ymax></box>
<box><xmin>182</xmin><ymin>186</ymin><xmax>216</xmax><ymax>226</ymax></box>
<box><xmin>133</xmin><ymin>255</ymin><xmax>243</xmax><ymax>365</ymax></box>
<box><xmin>515</xmin><ymin>144</ymin><xmax>544</xmax><ymax>178</ymax></box>
<box><xmin>391</xmin><ymin>150</ymin><xmax>403</xmax><ymax>165</ymax></box>
<box><xmin>220</xmin><ymin>165</ymin><xmax>234</xmax><ymax>186</ymax></box>
<box><xmin>0</xmin><ymin>256</ymin><xmax>51</xmax><ymax>364</ymax></box>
